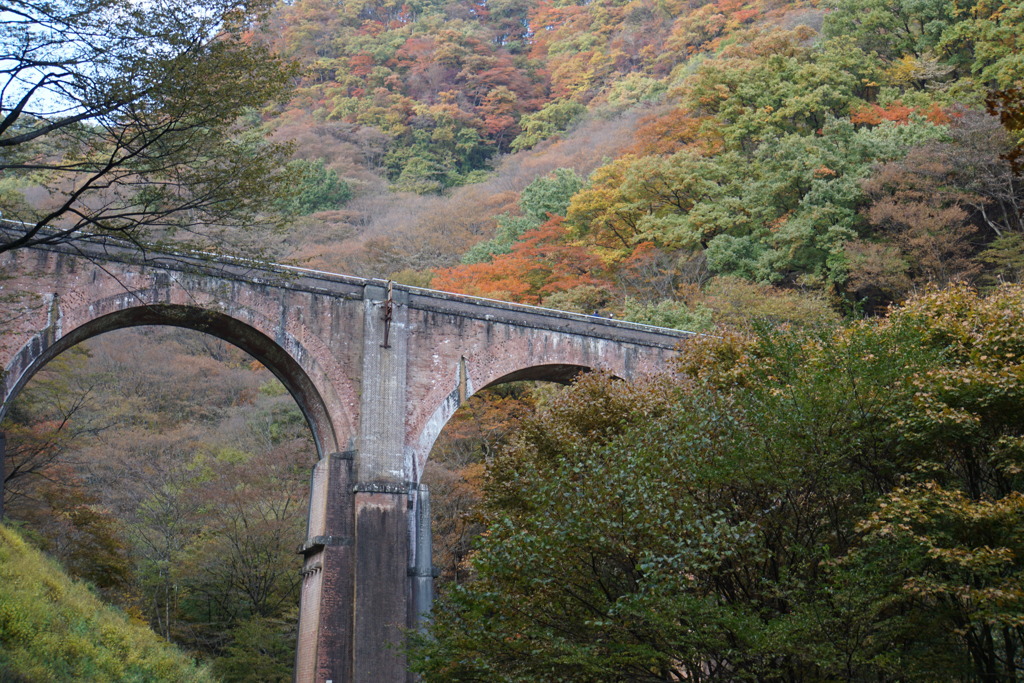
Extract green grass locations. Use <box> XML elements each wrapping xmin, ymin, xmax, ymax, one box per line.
<box><xmin>0</xmin><ymin>523</ymin><xmax>215</xmax><ymax>682</ymax></box>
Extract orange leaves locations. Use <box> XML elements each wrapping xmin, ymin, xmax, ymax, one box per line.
<box><xmin>629</xmin><ymin>109</ymin><xmax>721</xmax><ymax>157</ymax></box>
<box><xmin>850</xmin><ymin>102</ymin><xmax>915</xmax><ymax>125</ymax></box>
<box><xmin>433</xmin><ymin>218</ymin><xmax>610</xmax><ymax>304</ymax></box>
<box><xmin>433</xmin><ymin>258</ymin><xmax>538</xmax><ymax>302</ymax></box>
<box><xmin>850</xmin><ymin>101</ymin><xmax>950</xmax><ymax>126</ymax></box>
<box><xmin>730</xmin><ymin>8</ymin><xmax>759</xmax><ymax>23</ymax></box>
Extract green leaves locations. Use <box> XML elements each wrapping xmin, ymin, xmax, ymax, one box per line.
<box><xmin>416</xmin><ymin>285</ymin><xmax>1024</xmax><ymax>681</ymax></box>
<box><xmin>278</xmin><ymin>159</ymin><xmax>353</xmax><ymax>215</ymax></box>
<box><xmin>0</xmin><ymin>0</ymin><xmax>296</xmax><ymax>254</ymax></box>
<box><xmin>510</xmin><ymin>99</ymin><xmax>586</xmax><ymax>152</ymax></box>
<box><xmin>565</xmin><ymin>114</ymin><xmax>948</xmax><ymax>285</ymax></box>
<box><xmin>822</xmin><ymin>0</ymin><xmax>957</xmax><ymax>63</ymax></box>
<box><xmin>462</xmin><ymin>169</ymin><xmax>585</xmax><ymax>264</ymax></box>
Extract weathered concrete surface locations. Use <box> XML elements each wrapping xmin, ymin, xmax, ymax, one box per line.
<box><xmin>0</xmin><ymin>236</ymin><xmax>693</xmax><ymax>682</ymax></box>
<box><xmin>297</xmin><ymin>452</ymin><xmax>356</xmax><ymax>683</ymax></box>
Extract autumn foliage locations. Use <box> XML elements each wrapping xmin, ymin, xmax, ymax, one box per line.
<box><xmin>433</xmin><ymin>218</ymin><xmax>609</xmax><ymax>303</ymax></box>
<box><xmin>414</xmin><ymin>284</ymin><xmax>1024</xmax><ymax>681</ymax></box>
<box><xmin>7</xmin><ymin>0</ymin><xmax>1024</xmax><ymax>676</ymax></box>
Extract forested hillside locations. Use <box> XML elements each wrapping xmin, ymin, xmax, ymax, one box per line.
<box><xmin>3</xmin><ymin>0</ymin><xmax>1024</xmax><ymax>676</ymax></box>
<box><xmin>257</xmin><ymin>0</ymin><xmax>1024</xmax><ymax>324</ymax></box>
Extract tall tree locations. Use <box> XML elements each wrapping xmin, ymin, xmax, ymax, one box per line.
<box><xmin>0</xmin><ymin>0</ymin><xmax>295</xmax><ymax>253</ymax></box>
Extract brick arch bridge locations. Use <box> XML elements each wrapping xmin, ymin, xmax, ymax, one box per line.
<box><xmin>0</xmin><ymin>235</ymin><xmax>691</xmax><ymax>682</ymax></box>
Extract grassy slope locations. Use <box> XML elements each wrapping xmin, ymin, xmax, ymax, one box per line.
<box><xmin>0</xmin><ymin>523</ymin><xmax>215</xmax><ymax>682</ymax></box>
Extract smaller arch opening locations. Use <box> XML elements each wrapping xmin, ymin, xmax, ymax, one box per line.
<box><xmin>424</xmin><ymin>378</ymin><xmax>570</xmax><ymax>586</ymax></box>
<box><xmin>478</xmin><ymin>363</ymin><xmax>594</xmax><ymax>390</ymax></box>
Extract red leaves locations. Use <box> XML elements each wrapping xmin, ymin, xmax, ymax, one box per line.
<box><xmin>850</xmin><ymin>101</ymin><xmax>950</xmax><ymax>126</ymax></box>
<box><xmin>349</xmin><ymin>54</ymin><xmax>375</xmax><ymax>77</ymax></box>
<box><xmin>433</xmin><ymin>217</ymin><xmax>610</xmax><ymax>304</ymax></box>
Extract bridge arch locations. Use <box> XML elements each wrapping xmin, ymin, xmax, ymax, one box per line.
<box><xmin>1</xmin><ymin>301</ymin><xmax>343</xmax><ymax>457</ymax></box>
<box><xmin>0</xmin><ymin>239</ymin><xmax>691</xmax><ymax>682</ymax></box>
<box><xmin>409</xmin><ymin>359</ymin><xmax>618</xmax><ymax>484</ymax></box>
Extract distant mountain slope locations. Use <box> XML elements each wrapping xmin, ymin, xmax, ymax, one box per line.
<box><xmin>257</xmin><ymin>0</ymin><xmax>823</xmax><ymax>274</ymax></box>
<box><xmin>260</xmin><ymin>0</ymin><xmax>1024</xmax><ymax>321</ymax></box>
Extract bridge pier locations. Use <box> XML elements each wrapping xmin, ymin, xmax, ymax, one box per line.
<box><xmin>353</xmin><ymin>487</ymin><xmax>411</xmax><ymax>681</ymax></box>
<box><xmin>296</xmin><ymin>452</ymin><xmax>355</xmax><ymax>683</ymax></box>
<box><xmin>296</xmin><ymin>456</ymin><xmax>429</xmax><ymax>683</ymax></box>
<box><xmin>296</xmin><ymin>282</ymin><xmax>424</xmax><ymax>682</ymax></box>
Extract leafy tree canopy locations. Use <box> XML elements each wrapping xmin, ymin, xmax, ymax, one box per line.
<box><xmin>413</xmin><ymin>283</ymin><xmax>1024</xmax><ymax>681</ymax></box>
<box><xmin>277</xmin><ymin>159</ymin><xmax>353</xmax><ymax>216</ymax></box>
<box><xmin>0</xmin><ymin>0</ymin><xmax>296</xmax><ymax>254</ymax></box>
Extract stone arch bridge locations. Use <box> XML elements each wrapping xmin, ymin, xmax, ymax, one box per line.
<box><xmin>0</xmin><ymin>235</ymin><xmax>691</xmax><ymax>682</ymax></box>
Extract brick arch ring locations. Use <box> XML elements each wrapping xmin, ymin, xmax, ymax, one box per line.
<box><xmin>0</xmin><ymin>299</ymin><xmax>348</xmax><ymax>458</ymax></box>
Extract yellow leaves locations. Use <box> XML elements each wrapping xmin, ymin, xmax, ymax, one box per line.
<box><xmin>927</xmin><ymin>544</ymin><xmax>1015</xmax><ymax>568</ymax></box>
<box><xmin>887</xmin><ymin>54</ymin><xmax>923</xmax><ymax>85</ymax></box>
<box><xmin>675</xmin><ymin>330</ymin><xmax>759</xmax><ymax>388</ymax></box>
<box><xmin>591</xmin><ymin>244</ymin><xmax>632</xmax><ymax>266</ymax></box>
<box><xmin>903</xmin><ymin>576</ymin><xmax>1024</xmax><ymax>609</ymax></box>
<box><xmin>861</xmin><ymin>484</ymin><xmax>1024</xmax><ymax>618</ymax></box>
<box><xmin>892</xmin><ymin>284</ymin><xmax>1024</xmax><ymax>357</ymax></box>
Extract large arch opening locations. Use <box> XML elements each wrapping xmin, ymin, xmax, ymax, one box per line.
<box><xmin>1</xmin><ymin>311</ymin><xmax>329</xmax><ymax>680</ymax></box>
<box><xmin>1</xmin><ymin>303</ymin><xmax>341</xmax><ymax>456</ymax></box>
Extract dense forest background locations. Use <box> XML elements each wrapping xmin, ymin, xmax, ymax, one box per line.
<box><xmin>3</xmin><ymin>0</ymin><xmax>1024</xmax><ymax>676</ymax></box>
<box><xmin>253</xmin><ymin>0</ymin><xmax>1024</xmax><ymax>323</ymax></box>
